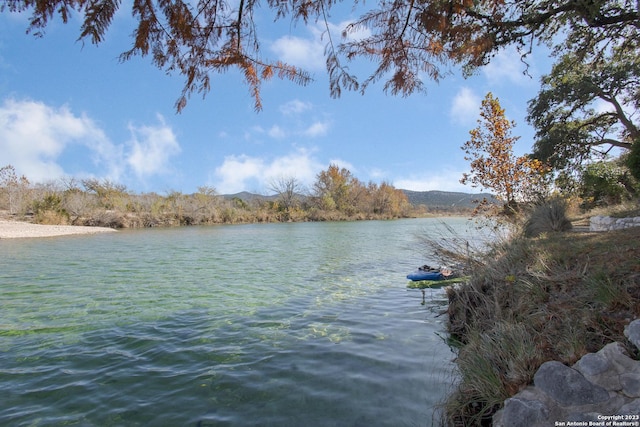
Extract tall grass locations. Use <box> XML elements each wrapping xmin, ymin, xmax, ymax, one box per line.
<box><xmin>428</xmin><ymin>202</ymin><xmax>640</xmax><ymax>426</ymax></box>
<box><xmin>414</xmin><ymin>220</ymin><xmax>500</xmax><ymax>275</ymax></box>
<box><xmin>523</xmin><ymin>197</ymin><xmax>573</xmax><ymax>237</ymax></box>
<box><xmin>444</xmin><ymin>322</ymin><xmax>543</xmax><ymax>426</ymax></box>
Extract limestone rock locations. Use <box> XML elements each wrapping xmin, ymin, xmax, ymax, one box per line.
<box><xmin>599</xmin><ymin>342</ymin><xmax>638</xmax><ymax>373</ymax></box>
<box><xmin>624</xmin><ymin>319</ymin><xmax>640</xmax><ymax>350</ymax></box>
<box><xmin>574</xmin><ymin>344</ymin><xmax>628</xmax><ymax>391</ymax></box>
<box><xmin>619</xmin><ymin>399</ymin><xmax>640</xmax><ymax>415</ymax></box>
<box><xmin>533</xmin><ymin>361</ymin><xmax>610</xmax><ymax>406</ymax></box>
<box><xmin>493</xmin><ymin>397</ymin><xmax>548</xmax><ymax>427</ymax></box>
<box><xmin>621</xmin><ymin>373</ymin><xmax>640</xmax><ymax>397</ymax></box>
<box><xmin>567</xmin><ymin>412</ymin><xmax>601</xmax><ymax>422</ymax></box>
<box><xmin>574</xmin><ymin>351</ymin><xmax>611</xmax><ymax>376</ymax></box>
<box><xmin>492</xmin><ymin>322</ymin><xmax>640</xmax><ymax>427</ymax></box>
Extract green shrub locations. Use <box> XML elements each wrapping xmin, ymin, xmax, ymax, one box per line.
<box><xmin>33</xmin><ymin>194</ymin><xmax>70</xmax><ymax>225</ymax></box>
<box><xmin>580</xmin><ymin>161</ymin><xmax>634</xmax><ymax>208</ymax></box>
<box><xmin>626</xmin><ymin>140</ymin><xmax>640</xmax><ymax>181</ymax></box>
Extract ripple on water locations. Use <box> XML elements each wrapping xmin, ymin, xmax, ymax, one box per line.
<box><xmin>0</xmin><ymin>220</ymin><xmax>472</xmax><ymax>426</ymax></box>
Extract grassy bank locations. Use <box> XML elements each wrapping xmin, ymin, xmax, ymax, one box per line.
<box><xmin>441</xmin><ymin>206</ymin><xmax>640</xmax><ymax>425</ymax></box>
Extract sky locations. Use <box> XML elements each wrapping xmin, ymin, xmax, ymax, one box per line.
<box><xmin>0</xmin><ymin>4</ymin><xmax>554</xmax><ymax>196</ymax></box>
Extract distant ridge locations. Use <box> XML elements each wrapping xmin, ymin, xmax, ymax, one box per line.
<box><xmin>401</xmin><ymin>190</ymin><xmax>496</xmax><ymax>209</ymax></box>
<box><xmin>221</xmin><ymin>191</ymin><xmax>276</xmax><ymax>202</ymax></box>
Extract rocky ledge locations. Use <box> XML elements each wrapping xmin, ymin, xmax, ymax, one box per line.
<box><xmin>590</xmin><ymin>216</ymin><xmax>640</xmax><ymax>232</ymax></box>
<box><xmin>494</xmin><ymin>319</ymin><xmax>640</xmax><ymax>427</ymax></box>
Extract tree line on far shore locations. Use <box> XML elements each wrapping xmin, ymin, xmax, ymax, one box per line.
<box><xmin>0</xmin><ymin>164</ymin><xmax>448</xmax><ymax>227</ymax></box>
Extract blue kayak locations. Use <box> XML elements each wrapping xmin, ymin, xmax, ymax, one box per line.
<box><xmin>406</xmin><ymin>270</ymin><xmax>444</xmax><ymax>281</ymax></box>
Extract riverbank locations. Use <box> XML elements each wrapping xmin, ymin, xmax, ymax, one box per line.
<box><xmin>494</xmin><ymin>319</ymin><xmax>640</xmax><ymax>426</ymax></box>
<box><xmin>442</xmin><ymin>211</ymin><xmax>640</xmax><ymax>425</ymax></box>
<box><xmin>0</xmin><ymin>220</ymin><xmax>116</xmax><ymax>239</ymax></box>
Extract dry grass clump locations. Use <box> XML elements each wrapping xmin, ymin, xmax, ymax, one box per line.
<box><xmin>569</xmin><ymin>199</ymin><xmax>640</xmax><ymax>224</ymax></box>
<box><xmin>441</xmin><ymin>220</ymin><xmax>640</xmax><ymax>426</ymax></box>
<box><xmin>444</xmin><ymin>321</ymin><xmax>544</xmax><ymax>426</ymax></box>
<box><xmin>34</xmin><ymin>209</ymin><xmax>70</xmax><ymax>225</ymax></box>
<box><xmin>414</xmin><ymin>221</ymin><xmax>498</xmax><ymax>275</ymax></box>
<box><xmin>523</xmin><ymin>197</ymin><xmax>573</xmax><ymax>237</ymax></box>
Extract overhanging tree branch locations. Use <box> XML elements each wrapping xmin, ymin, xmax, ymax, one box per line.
<box><xmin>3</xmin><ymin>0</ymin><xmax>639</xmax><ymax>111</ymax></box>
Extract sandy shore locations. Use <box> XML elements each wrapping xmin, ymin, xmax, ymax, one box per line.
<box><xmin>0</xmin><ymin>220</ymin><xmax>116</xmax><ymax>239</ymax></box>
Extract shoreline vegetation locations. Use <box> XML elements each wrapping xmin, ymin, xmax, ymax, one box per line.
<box><xmin>0</xmin><ymin>165</ymin><xmax>482</xmax><ymax>232</ymax></box>
<box><xmin>0</xmin><ymin>189</ymin><xmax>475</xmax><ymax>238</ymax></box>
<box><xmin>435</xmin><ymin>201</ymin><xmax>640</xmax><ymax>425</ymax></box>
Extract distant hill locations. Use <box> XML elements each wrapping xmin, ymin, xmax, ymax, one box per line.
<box><xmin>222</xmin><ymin>191</ymin><xmax>276</xmax><ymax>202</ymax></box>
<box><xmin>401</xmin><ymin>190</ymin><xmax>497</xmax><ymax>209</ymax></box>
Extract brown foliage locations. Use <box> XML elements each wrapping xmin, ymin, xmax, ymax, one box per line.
<box><xmin>3</xmin><ymin>1</ymin><xmax>638</xmax><ymax>109</ymax></box>
<box><xmin>0</xmin><ymin>164</ymin><xmax>414</xmax><ymax>226</ymax></box>
<box><xmin>461</xmin><ymin>93</ymin><xmax>549</xmax><ymax>214</ymax></box>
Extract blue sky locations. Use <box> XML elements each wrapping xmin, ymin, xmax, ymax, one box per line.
<box><xmin>0</xmin><ymin>5</ymin><xmax>553</xmax><ymax>195</ymax></box>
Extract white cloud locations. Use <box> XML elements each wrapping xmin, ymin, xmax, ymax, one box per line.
<box><xmin>368</xmin><ymin>168</ymin><xmax>387</xmax><ymax>180</ymax></box>
<box><xmin>263</xmin><ymin>150</ymin><xmax>323</xmax><ymax>187</ymax></box>
<box><xmin>482</xmin><ymin>46</ymin><xmax>537</xmax><ymax>86</ymax></box>
<box><xmin>394</xmin><ymin>169</ymin><xmax>469</xmax><ymax>192</ymax></box>
<box><xmin>0</xmin><ymin>98</ymin><xmax>119</xmax><ymax>182</ymax></box>
<box><xmin>126</xmin><ymin>115</ymin><xmax>182</xmax><ymax>178</ymax></box>
<box><xmin>279</xmin><ymin>99</ymin><xmax>312</xmax><ymax>116</ymax></box>
<box><xmin>270</xmin><ymin>20</ymin><xmax>370</xmax><ymax>72</ymax></box>
<box><xmin>0</xmin><ymin>98</ymin><xmax>183</xmax><ymax>186</ymax></box>
<box><xmin>213</xmin><ymin>154</ymin><xmax>265</xmax><ymax>194</ymax></box>
<box><xmin>327</xmin><ymin>158</ymin><xmax>356</xmax><ymax>173</ymax></box>
<box><xmin>241</xmin><ymin>110</ymin><xmax>330</xmax><ymax>141</ymax></box>
<box><xmin>331</xmin><ymin>20</ymin><xmax>371</xmax><ymax>41</ymax></box>
<box><xmin>268</xmin><ymin>125</ymin><xmax>286</xmax><ymax>139</ymax></box>
<box><xmin>213</xmin><ymin>148</ymin><xmax>324</xmax><ymax>194</ymax></box>
<box><xmin>303</xmin><ymin>121</ymin><xmax>330</xmax><ymax>137</ymax></box>
<box><xmin>450</xmin><ymin>87</ymin><xmax>481</xmax><ymax>126</ymax></box>
<box><xmin>271</xmin><ymin>33</ymin><xmax>325</xmax><ymax>71</ymax></box>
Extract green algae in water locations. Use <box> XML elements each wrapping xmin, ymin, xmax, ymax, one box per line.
<box><xmin>406</xmin><ymin>276</ymin><xmax>470</xmax><ymax>289</ymax></box>
<box><xmin>0</xmin><ymin>219</ymin><xmax>482</xmax><ymax>426</ymax></box>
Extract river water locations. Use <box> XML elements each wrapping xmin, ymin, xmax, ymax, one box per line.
<box><xmin>0</xmin><ymin>218</ymin><xmax>478</xmax><ymax>426</ymax></box>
